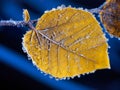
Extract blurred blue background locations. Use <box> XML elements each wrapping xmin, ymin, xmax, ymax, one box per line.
<box><xmin>0</xmin><ymin>0</ymin><xmax>120</xmax><ymax>90</ymax></box>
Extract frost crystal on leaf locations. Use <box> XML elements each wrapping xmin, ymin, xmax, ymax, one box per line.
<box><xmin>23</xmin><ymin>7</ymin><xmax>110</xmax><ymax>79</ymax></box>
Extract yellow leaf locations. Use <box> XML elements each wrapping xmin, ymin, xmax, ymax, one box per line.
<box><xmin>23</xmin><ymin>9</ymin><xmax>30</xmax><ymax>23</ymax></box>
<box><xmin>23</xmin><ymin>7</ymin><xmax>110</xmax><ymax>79</ymax></box>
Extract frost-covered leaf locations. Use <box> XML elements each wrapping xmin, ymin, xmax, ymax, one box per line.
<box><xmin>23</xmin><ymin>7</ymin><xmax>110</xmax><ymax>79</ymax></box>
<box><xmin>100</xmin><ymin>0</ymin><xmax>120</xmax><ymax>38</ymax></box>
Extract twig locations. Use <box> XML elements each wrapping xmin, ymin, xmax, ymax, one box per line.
<box><xmin>0</xmin><ymin>19</ymin><xmax>37</xmax><ymax>27</ymax></box>
<box><xmin>88</xmin><ymin>2</ymin><xmax>106</xmax><ymax>14</ymax></box>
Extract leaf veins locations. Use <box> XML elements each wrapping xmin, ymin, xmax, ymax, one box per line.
<box><xmin>23</xmin><ymin>7</ymin><xmax>110</xmax><ymax>79</ymax></box>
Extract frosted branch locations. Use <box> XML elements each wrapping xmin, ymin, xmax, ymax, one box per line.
<box><xmin>0</xmin><ymin>19</ymin><xmax>37</xmax><ymax>27</ymax></box>
<box><xmin>88</xmin><ymin>2</ymin><xmax>106</xmax><ymax>14</ymax></box>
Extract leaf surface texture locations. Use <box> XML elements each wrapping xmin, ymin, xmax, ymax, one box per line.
<box><xmin>23</xmin><ymin>7</ymin><xmax>110</xmax><ymax>78</ymax></box>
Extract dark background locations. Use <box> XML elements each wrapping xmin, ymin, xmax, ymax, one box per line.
<box><xmin>0</xmin><ymin>0</ymin><xmax>120</xmax><ymax>90</ymax></box>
